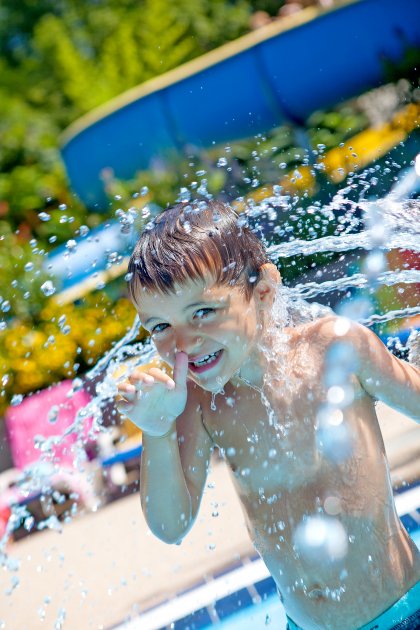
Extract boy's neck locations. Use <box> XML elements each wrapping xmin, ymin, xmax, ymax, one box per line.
<box><xmin>231</xmin><ymin>343</ymin><xmax>267</xmax><ymax>390</ymax></box>
<box><xmin>230</xmin><ymin>320</ymin><xmax>289</xmax><ymax>390</ymax></box>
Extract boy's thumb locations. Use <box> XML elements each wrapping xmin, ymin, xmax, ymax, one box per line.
<box><xmin>174</xmin><ymin>352</ymin><xmax>188</xmax><ymax>390</ymax></box>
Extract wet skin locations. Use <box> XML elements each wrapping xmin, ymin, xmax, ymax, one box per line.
<box><xmin>118</xmin><ymin>274</ymin><xmax>420</xmax><ymax>630</ymax></box>
<box><xmin>195</xmin><ymin>328</ymin><xmax>420</xmax><ymax>630</ymax></box>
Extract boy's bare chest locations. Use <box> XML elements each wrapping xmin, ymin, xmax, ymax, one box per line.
<box><xmin>202</xmin><ymin>376</ymin><xmax>325</xmax><ymax>492</ymax></box>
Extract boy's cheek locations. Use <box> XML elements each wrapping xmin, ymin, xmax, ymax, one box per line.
<box><xmin>157</xmin><ymin>347</ymin><xmax>172</xmax><ymax>362</ymax></box>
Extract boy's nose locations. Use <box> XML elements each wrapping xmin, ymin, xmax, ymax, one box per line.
<box><xmin>175</xmin><ymin>332</ymin><xmax>203</xmax><ymax>356</ymax></box>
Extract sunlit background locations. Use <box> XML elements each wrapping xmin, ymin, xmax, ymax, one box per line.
<box><xmin>0</xmin><ymin>0</ymin><xmax>419</xmax><ymax>628</ymax></box>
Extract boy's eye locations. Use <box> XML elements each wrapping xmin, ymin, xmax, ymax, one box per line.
<box><xmin>194</xmin><ymin>307</ymin><xmax>214</xmax><ymax>320</ymax></box>
<box><xmin>151</xmin><ymin>322</ymin><xmax>169</xmax><ymax>335</ymax></box>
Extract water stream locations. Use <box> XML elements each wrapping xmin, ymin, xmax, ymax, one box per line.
<box><xmin>1</xmin><ymin>166</ymin><xmax>419</xmax><ymax>598</ymax></box>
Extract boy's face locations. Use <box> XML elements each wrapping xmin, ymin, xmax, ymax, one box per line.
<box><xmin>136</xmin><ymin>276</ymin><xmax>263</xmax><ymax>392</ymax></box>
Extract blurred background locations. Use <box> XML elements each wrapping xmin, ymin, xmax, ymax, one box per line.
<box><xmin>0</xmin><ymin>0</ymin><xmax>419</xmax><ymax>628</ymax></box>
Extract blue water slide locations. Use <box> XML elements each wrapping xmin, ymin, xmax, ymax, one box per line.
<box><xmin>61</xmin><ymin>0</ymin><xmax>420</xmax><ymax>209</ymax></box>
<box><xmin>46</xmin><ymin>221</ymin><xmax>138</xmax><ymax>292</ymax></box>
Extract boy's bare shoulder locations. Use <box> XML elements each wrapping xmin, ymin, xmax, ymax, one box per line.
<box><xmin>289</xmin><ymin>314</ymin><xmax>361</xmax><ymax>350</ymax></box>
<box><xmin>289</xmin><ymin>314</ymin><xmax>338</xmax><ymax>341</ymax></box>
<box><xmin>291</xmin><ymin>314</ymin><xmax>375</xmax><ymax>360</ymax></box>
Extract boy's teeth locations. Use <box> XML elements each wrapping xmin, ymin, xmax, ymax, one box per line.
<box><xmin>192</xmin><ymin>350</ymin><xmax>220</xmax><ymax>367</ymax></box>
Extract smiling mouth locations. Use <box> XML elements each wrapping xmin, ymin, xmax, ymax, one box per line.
<box><xmin>188</xmin><ymin>349</ymin><xmax>223</xmax><ymax>373</ymax></box>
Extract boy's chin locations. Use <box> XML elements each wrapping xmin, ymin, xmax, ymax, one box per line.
<box><xmin>190</xmin><ymin>372</ymin><xmax>230</xmax><ymax>393</ymax></box>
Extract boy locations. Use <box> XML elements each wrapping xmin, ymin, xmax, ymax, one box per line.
<box><xmin>116</xmin><ymin>200</ymin><xmax>420</xmax><ymax>630</ymax></box>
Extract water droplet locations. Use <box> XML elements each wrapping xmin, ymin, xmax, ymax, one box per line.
<box><xmin>48</xmin><ymin>405</ymin><xmax>60</xmax><ymax>424</ymax></box>
<box><xmin>11</xmin><ymin>394</ymin><xmax>23</xmax><ymax>406</ymax></box>
<box><xmin>54</xmin><ymin>607</ymin><xmax>66</xmax><ymax>630</ymax></box>
<box><xmin>72</xmin><ymin>377</ymin><xmax>84</xmax><ymax>392</ymax></box>
<box><xmin>38</xmin><ymin>515</ymin><xmax>63</xmax><ymax>533</ymax></box>
<box><xmin>365</xmin><ymin>250</ymin><xmax>387</xmax><ymax>276</ymax></box>
<box><xmin>1</xmin><ymin>300</ymin><xmax>11</xmax><ymax>313</ymax></box>
<box><xmin>294</xmin><ymin>515</ymin><xmax>348</xmax><ymax>562</ymax></box>
<box><xmin>41</xmin><ymin>281</ymin><xmax>56</xmax><ymax>297</ymax></box>
<box><xmin>66</xmin><ymin>239</ymin><xmax>77</xmax><ymax>251</ymax></box>
<box><xmin>333</xmin><ymin>317</ymin><xmax>351</xmax><ymax>336</ymax></box>
<box><xmin>324</xmin><ymin>496</ymin><xmax>342</xmax><ymax>515</ymax></box>
<box><xmin>24</xmin><ymin>515</ymin><xmax>35</xmax><ymax>532</ymax></box>
<box><xmin>178</xmin><ymin>187</ymin><xmax>191</xmax><ymax>202</ymax></box>
<box><xmin>38</xmin><ymin>212</ymin><xmax>51</xmax><ymax>222</ymax></box>
<box><xmin>327</xmin><ymin>386</ymin><xmax>345</xmax><ymax>405</ymax></box>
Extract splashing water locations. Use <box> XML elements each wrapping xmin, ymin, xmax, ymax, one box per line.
<box><xmin>1</xmin><ymin>159</ymin><xmax>419</xmax><ymax>581</ymax></box>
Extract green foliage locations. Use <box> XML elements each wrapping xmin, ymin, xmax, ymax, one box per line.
<box><xmin>0</xmin><ymin>0</ymin><xmax>57</xmax><ymax>62</ymax></box>
<box><xmin>307</xmin><ymin>106</ymin><xmax>368</xmax><ymax>151</ymax></box>
<box><xmin>138</xmin><ymin>0</ymin><xmax>197</xmax><ymax>80</ymax></box>
<box><xmin>0</xmin><ymin>85</ymin><xmax>68</xmax><ymax>224</ymax></box>
<box><xmin>24</xmin><ymin>0</ymin><xmax>254</xmax><ymax>119</ymax></box>
<box><xmin>0</xmin><ymin>221</ymin><xmax>51</xmax><ymax>322</ymax></box>
<box><xmin>177</xmin><ymin>0</ymin><xmax>252</xmax><ymax>51</ymax></box>
<box><xmin>106</xmin><ymin>155</ymin><xmax>227</xmax><ymax>211</ymax></box>
<box><xmin>0</xmin><ymin>0</ymin><xmax>258</xmax><ymax>248</ymax></box>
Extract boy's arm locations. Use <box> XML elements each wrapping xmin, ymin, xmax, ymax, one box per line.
<box><xmin>140</xmin><ymin>385</ymin><xmax>213</xmax><ymax>544</ymax></box>
<box><xmin>345</xmin><ymin>322</ymin><xmax>420</xmax><ymax>421</ymax></box>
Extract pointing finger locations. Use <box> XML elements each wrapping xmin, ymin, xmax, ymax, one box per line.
<box><xmin>174</xmin><ymin>352</ymin><xmax>188</xmax><ymax>391</ymax></box>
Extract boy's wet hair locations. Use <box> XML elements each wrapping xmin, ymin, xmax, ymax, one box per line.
<box><xmin>128</xmin><ymin>200</ymin><xmax>270</xmax><ymax>304</ymax></box>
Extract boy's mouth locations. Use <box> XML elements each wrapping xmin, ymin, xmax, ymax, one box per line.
<box><xmin>188</xmin><ymin>349</ymin><xmax>223</xmax><ymax>374</ymax></box>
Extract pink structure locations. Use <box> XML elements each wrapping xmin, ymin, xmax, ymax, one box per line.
<box><xmin>5</xmin><ymin>380</ymin><xmax>92</xmax><ymax>469</ymax></box>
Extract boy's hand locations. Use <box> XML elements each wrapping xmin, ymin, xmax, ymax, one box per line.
<box><xmin>116</xmin><ymin>352</ymin><xmax>189</xmax><ymax>437</ymax></box>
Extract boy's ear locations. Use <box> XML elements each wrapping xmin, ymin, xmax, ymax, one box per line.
<box><xmin>254</xmin><ymin>263</ymin><xmax>281</xmax><ymax>308</ymax></box>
